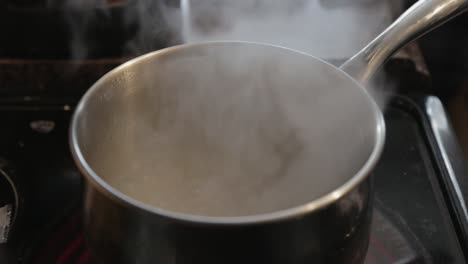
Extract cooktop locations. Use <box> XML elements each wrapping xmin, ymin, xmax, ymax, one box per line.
<box><xmin>0</xmin><ymin>94</ymin><xmax>467</xmax><ymax>263</ymax></box>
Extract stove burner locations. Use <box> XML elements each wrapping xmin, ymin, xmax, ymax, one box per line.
<box><xmin>365</xmin><ymin>203</ymin><xmax>430</xmax><ymax>263</ymax></box>
<box><xmin>25</xmin><ymin>203</ymin><xmax>428</xmax><ymax>264</ymax></box>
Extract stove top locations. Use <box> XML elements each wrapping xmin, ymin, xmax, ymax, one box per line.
<box><xmin>0</xmin><ymin>1</ymin><xmax>466</xmax><ymax>262</ymax></box>
<box><xmin>0</xmin><ymin>94</ymin><xmax>466</xmax><ymax>263</ymax></box>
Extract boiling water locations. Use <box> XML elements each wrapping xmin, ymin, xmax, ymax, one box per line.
<box><xmin>86</xmin><ymin>47</ymin><xmax>375</xmax><ymax>218</ymax></box>
<box><xmin>81</xmin><ymin>2</ymin><xmax>383</xmax><ymax>218</ymax></box>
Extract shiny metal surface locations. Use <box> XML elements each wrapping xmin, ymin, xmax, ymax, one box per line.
<box><xmin>71</xmin><ymin>42</ymin><xmax>385</xmax><ymax>223</ymax></box>
<box><xmin>85</xmin><ymin>176</ymin><xmax>373</xmax><ymax>264</ymax></box>
<box><xmin>69</xmin><ymin>1</ymin><xmax>468</xmax><ymax>263</ymax></box>
<box><xmin>424</xmin><ymin>96</ymin><xmax>468</xmax><ymax>251</ymax></box>
<box><xmin>341</xmin><ymin>0</ymin><xmax>468</xmax><ymax>83</ymax></box>
<box><xmin>72</xmin><ymin>42</ymin><xmax>382</xmax><ymax>263</ymax></box>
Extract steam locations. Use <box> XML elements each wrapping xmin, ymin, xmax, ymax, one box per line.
<box><xmin>62</xmin><ymin>0</ymin><xmax>398</xmax><ymax>110</ymax></box>
<box><xmin>180</xmin><ymin>0</ymin><xmax>393</xmax><ymax>60</ymax></box>
<box><xmin>177</xmin><ymin>0</ymin><xmax>396</xmax><ymax>109</ymax></box>
<box><xmin>92</xmin><ymin>43</ymin><xmax>382</xmax><ymax>216</ymax></box>
<box><xmin>61</xmin><ymin>0</ymin><xmax>395</xmax><ymax>62</ymax></box>
<box><xmin>181</xmin><ymin>0</ymin><xmax>192</xmax><ymax>43</ymax></box>
<box><xmin>75</xmin><ymin>0</ymin><xmax>400</xmax><ymax>216</ymax></box>
<box><xmin>124</xmin><ymin>0</ymin><xmax>181</xmax><ymax>56</ymax></box>
<box><xmin>59</xmin><ymin>0</ymin><xmax>180</xmax><ymax>60</ymax></box>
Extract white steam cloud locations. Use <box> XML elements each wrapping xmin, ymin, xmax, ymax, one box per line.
<box><xmin>175</xmin><ymin>0</ymin><xmax>397</xmax><ymax>109</ymax></box>
<box><xmin>76</xmin><ymin>0</ymin><xmax>400</xmax><ymax>216</ymax></box>
<box><xmin>179</xmin><ymin>0</ymin><xmax>393</xmax><ymax>60</ymax></box>
<box><xmin>63</xmin><ymin>0</ymin><xmax>394</xmax><ymax>62</ymax></box>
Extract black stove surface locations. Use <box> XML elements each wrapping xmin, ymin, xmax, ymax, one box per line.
<box><xmin>0</xmin><ymin>95</ymin><xmax>467</xmax><ymax>263</ymax></box>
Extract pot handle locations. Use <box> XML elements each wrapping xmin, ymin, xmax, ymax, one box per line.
<box><xmin>340</xmin><ymin>0</ymin><xmax>468</xmax><ymax>85</ymax></box>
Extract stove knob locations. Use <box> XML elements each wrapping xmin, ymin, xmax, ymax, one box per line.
<box><xmin>0</xmin><ymin>158</ymin><xmax>19</xmax><ymax>244</ymax></box>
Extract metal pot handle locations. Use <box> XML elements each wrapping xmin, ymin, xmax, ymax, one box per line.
<box><xmin>340</xmin><ymin>0</ymin><xmax>468</xmax><ymax>84</ymax></box>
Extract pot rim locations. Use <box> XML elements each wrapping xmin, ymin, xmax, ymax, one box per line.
<box><xmin>69</xmin><ymin>41</ymin><xmax>386</xmax><ymax>225</ymax></box>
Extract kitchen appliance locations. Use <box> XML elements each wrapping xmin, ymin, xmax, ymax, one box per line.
<box><xmin>0</xmin><ymin>94</ymin><xmax>467</xmax><ymax>264</ymax></box>
<box><xmin>0</xmin><ymin>0</ymin><xmax>467</xmax><ymax>263</ymax></box>
<box><xmin>69</xmin><ymin>1</ymin><xmax>468</xmax><ymax>263</ymax></box>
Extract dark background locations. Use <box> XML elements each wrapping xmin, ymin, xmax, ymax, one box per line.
<box><xmin>409</xmin><ymin>0</ymin><xmax>468</xmax><ymax>160</ymax></box>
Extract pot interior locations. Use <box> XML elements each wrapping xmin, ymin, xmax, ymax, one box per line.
<box><xmin>72</xmin><ymin>42</ymin><xmax>383</xmax><ymax>217</ymax></box>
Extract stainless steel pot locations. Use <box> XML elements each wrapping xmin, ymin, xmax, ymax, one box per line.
<box><xmin>70</xmin><ymin>1</ymin><xmax>468</xmax><ymax>263</ymax></box>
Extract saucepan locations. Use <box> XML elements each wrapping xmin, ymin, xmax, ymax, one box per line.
<box><xmin>70</xmin><ymin>1</ymin><xmax>468</xmax><ymax>263</ymax></box>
